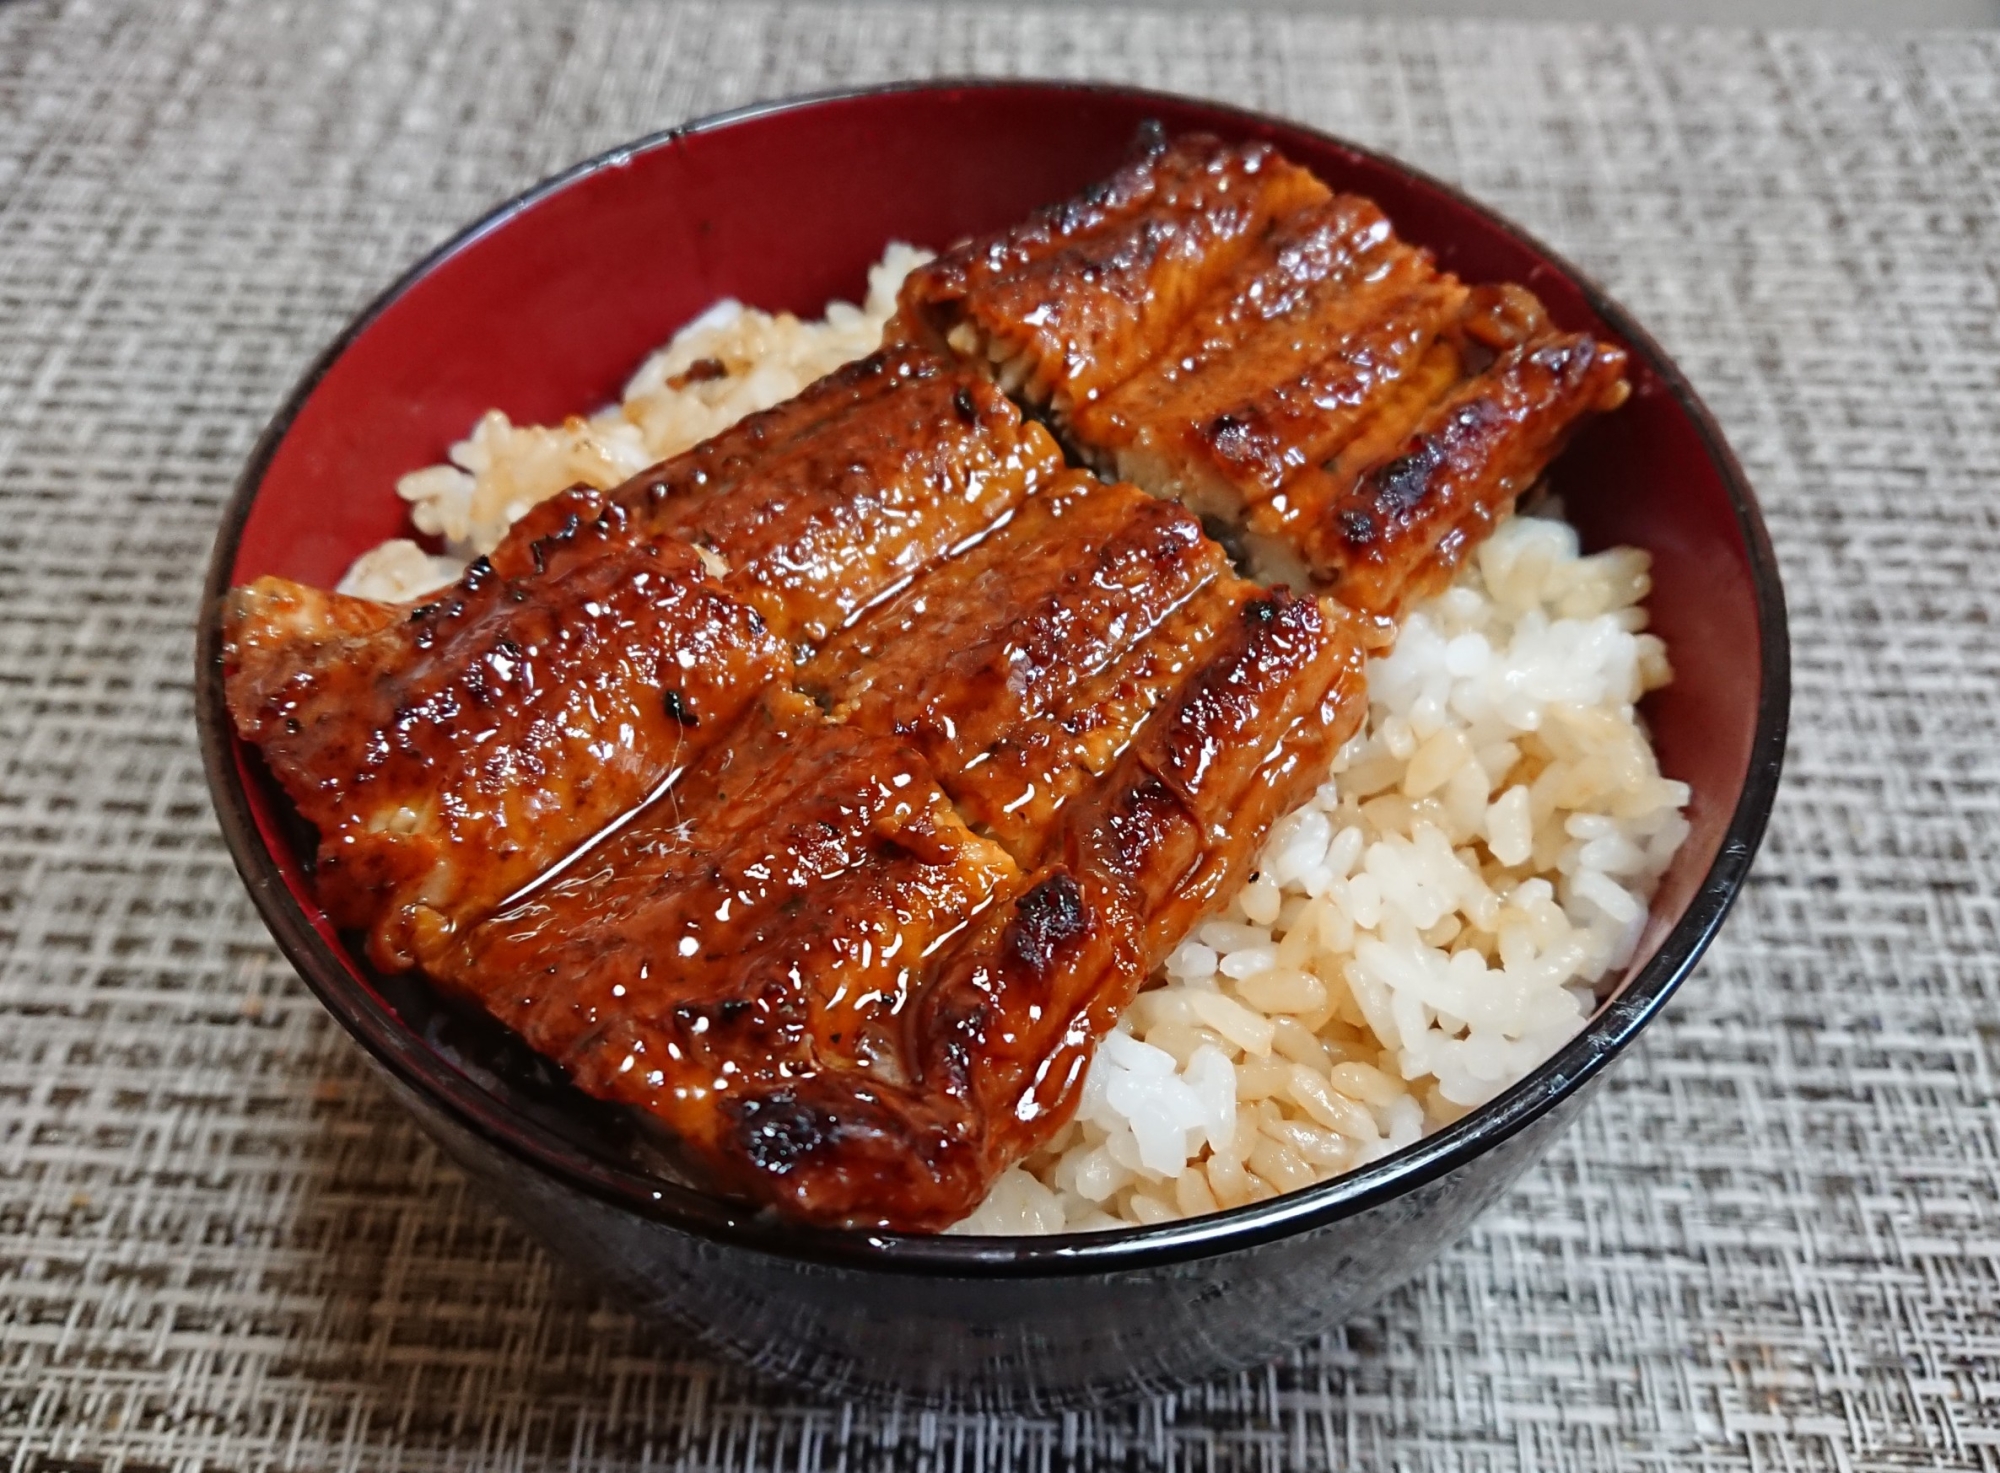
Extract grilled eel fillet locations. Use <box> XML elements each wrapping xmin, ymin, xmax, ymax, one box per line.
<box><xmin>223</xmin><ymin>341</ymin><xmax>1366</xmax><ymax>1229</ymax></box>
<box><xmin>896</xmin><ymin>133</ymin><xmax>1631</xmax><ymax>620</ymax></box>
<box><xmin>605</xmin><ymin>343</ymin><xmax>1063</xmax><ymax>651</ymax></box>
<box><xmin>222</xmin><ymin>345</ymin><xmax>1052</xmax><ymax>970</ymax></box>
<box><xmin>802</xmin><ymin>473</ymin><xmax>1244</xmax><ymax>864</ymax></box>
<box><xmin>221</xmin><ymin>490</ymin><xmax>790</xmax><ymax>974</ymax></box>
<box><xmin>894</xmin><ymin>132</ymin><xmax>1330</xmax><ymax>419</ymax></box>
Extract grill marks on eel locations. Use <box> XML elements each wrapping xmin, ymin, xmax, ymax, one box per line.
<box><xmin>221</xmin><ymin>345</ymin><xmax>1049</xmax><ymax>975</ymax></box>
<box><xmin>416</xmin><ymin>690</ymin><xmax>1022</xmax><ymax>1229</ymax></box>
<box><xmin>1073</xmin><ymin>196</ymin><xmax>1469</xmax><ymax>517</ymax></box>
<box><xmin>221</xmin><ymin>491</ymin><xmax>790</xmax><ymax>974</ymax></box>
<box><xmin>910</xmin><ymin>590</ymin><xmax>1367</xmax><ymax>1185</ymax></box>
<box><xmin>897</xmin><ymin>132</ymin><xmax>1330</xmax><ymax>415</ymax></box>
<box><xmin>898</xmin><ymin>132</ymin><xmax>1632</xmax><ymax>621</ymax></box>
<box><xmin>801</xmin><ymin>474</ymin><xmax>1243</xmax><ymax>864</ymax></box>
<box><xmin>1273</xmin><ymin>325</ymin><xmax>1629</xmax><ymax>614</ymax></box>
<box><xmin>608</xmin><ymin>343</ymin><xmax>1062</xmax><ymax>650</ymax></box>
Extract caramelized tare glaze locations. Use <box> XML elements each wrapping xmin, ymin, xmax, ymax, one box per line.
<box><xmin>221</xmin><ymin>128</ymin><xmax>1633</xmax><ymax>1230</ymax></box>
<box><xmin>910</xmin><ymin>591</ymin><xmax>1370</xmax><ymax>1189</ymax></box>
<box><xmin>1074</xmin><ymin>195</ymin><xmax>1470</xmax><ymax>518</ymax></box>
<box><xmin>221</xmin><ymin>488</ymin><xmax>786</xmax><ymax>972</ymax></box>
<box><xmin>611</xmin><ymin>344</ymin><xmax>1062</xmax><ymax>651</ymax></box>
<box><xmin>419</xmin><ymin>689</ymin><xmax>1022</xmax><ymax>1229</ymax></box>
<box><xmin>896</xmin><ymin>132</ymin><xmax>1329</xmax><ymax>415</ymax></box>
<box><xmin>1262</xmin><ymin>328</ymin><xmax>1631</xmax><ymax>615</ymax></box>
<box><xmin>909</xmin><ymin>131</ymin><xmax>1632</xmax><ymax>622</ymax></box>
<box><xmin>802</xmin><ymin>473</ymin><xmax>1241</xmax><ymax>864</ymax></box>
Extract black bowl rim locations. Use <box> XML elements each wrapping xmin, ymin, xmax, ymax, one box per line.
<box><xmin>196</xmin><ymin>77</ymin><xmax>1790</xmax><ymax>1278</ymax></box>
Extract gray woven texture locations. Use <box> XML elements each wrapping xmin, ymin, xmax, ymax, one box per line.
<box><xmin>3</xmin><ymin>0</ymin><xmax>1997</xmax><ymax>1467</ymax></box>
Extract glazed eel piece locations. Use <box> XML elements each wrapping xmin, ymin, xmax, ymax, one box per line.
<box><xmin>221</xmin><ymin>489</ymin><xmax>788</xmax><ymax>973</ymax></box>
<box><xmin>1256</xmin><ymin>325</ymin><xmax>1629</xmax><ymax>614</ymax></box>
<box><xmin>902</xmin><ymin>586</ymin><xmax>1369</xmax><ymax>1204</ymax></box>
<box><xmin>607</xmin><ymin>342</ymin><xmax>1062</xmax><ymax>651</ymax></box>
<box><xmin>420</xmin><ymin>585</ymin><xmax>1367</xmax><ymax>1230</ymax></box>
<box><xmin>219</xmin><ymin>344</ymin><xmax>1055</xmax><ymax>970</ymax></box>
<box><xmin>898</xmin><ymin>131</ymin><xmax>1631</xmax><ymax>620</ymax></box>
<box><xmin>1069</xmin><ymin>193</ymin><xmax>1472</xmax><ymax>523</ymax></box>
<box><xmin>801</xmin><ymin>473</ymin><xmax>1245</xmax><ymax>865</ymax></box>
<box><xmin>413</xmin><ymin>686</ymin><xmax>1025</xmax><ymax>1227</ymax></box>
<box><xmin>894</xmin><ymin>131</ymin><xmax>1330</xmax><ymax>421</ymax></box>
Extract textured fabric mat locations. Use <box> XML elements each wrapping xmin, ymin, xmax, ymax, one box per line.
<box><xmin>2</xmin><ymin>1</ymin><xmax>1997</xmax><ymax>1468</ymax></box>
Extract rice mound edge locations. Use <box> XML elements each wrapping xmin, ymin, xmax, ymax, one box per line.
<box><xmin>336</xmin><ymin>247</ymin><xmax>1691</xmax><ymax>1236</ymax></box>
<box><xmin>338</xmin><ymin>244</ymin><xmax>931</xmax><ymax>603</ymax></box>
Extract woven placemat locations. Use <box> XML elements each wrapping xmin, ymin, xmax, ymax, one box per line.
<box><xmin>3</xmin><ymin>1</ymin><xmax>1996</xmax><ymax>1468</ymax></box>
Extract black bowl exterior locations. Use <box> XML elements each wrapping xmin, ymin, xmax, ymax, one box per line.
<box><xmin>382</xmin><ymin>1055</ymin><xmax>1594</xmax><ymax>1408</ymax></box>
<box><xmin>197</xmin><ymin>80</ymin><xmax>1789</xmax><ymax>1408</ymax></box>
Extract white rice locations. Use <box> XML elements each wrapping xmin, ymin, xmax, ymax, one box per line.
<box><xmin>953</xmin><ymin>513</ymin><xmax>1688</xmax><ymax>1234</ymax></box>
<box><xmin>339</xmin><ymin>248</ymin><xmax>1690</xmax><ymax>1233</ymax></box>
<box><xmin>338</xmin><ymin>244</ymin><xmax>931</xmax><ymax>601</ymax></box>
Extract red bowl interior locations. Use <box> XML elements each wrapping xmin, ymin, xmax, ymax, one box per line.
<box><xmin>215</xmin><ymin>82</ymin><xmax>1781</xmax><ymax>1248</ymax></box>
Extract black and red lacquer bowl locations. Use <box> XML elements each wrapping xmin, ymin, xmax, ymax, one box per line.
<box><xmin>196</xmin><ymin>81</ymin><xmax>1788</xmax><ymax>1408</ymax></box>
